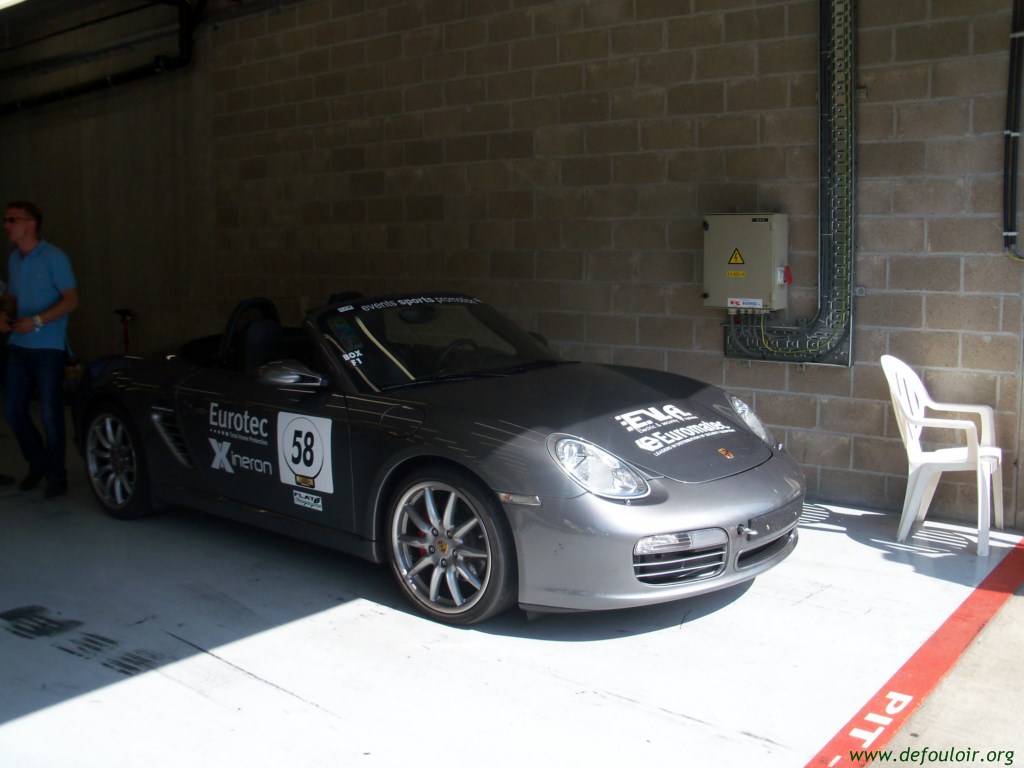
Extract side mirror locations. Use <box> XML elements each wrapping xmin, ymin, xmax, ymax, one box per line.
<box><xmin>258</xmin><ymin>360</ymin><xmax>328</xmax><ymax>389</ymax></box>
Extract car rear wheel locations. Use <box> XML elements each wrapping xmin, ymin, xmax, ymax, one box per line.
<box><xmin>85</xmin><ymin>405</ymin><xmax>153</xmax><ymax>520</ymax></box>
<box><xmin>387</xmin><ymin>467</ymin><xmax>517</xmax><ymax>624</ymax></box>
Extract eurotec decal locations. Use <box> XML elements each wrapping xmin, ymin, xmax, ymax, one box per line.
<box><xmin>209</xmin><ymin>438</ymin><xmax>274</xmax><ymax>475</ymax></box>
<box><xmin>277</xmin><ymin>412</ymin><xmax>335</xmax><ymax>493</ymax></box>
<box><xmin>293</xmin><ymin>490</ymin><xmax>323</xmax><ymax>512</ymax></box>
<box><xmin>209</xmin><ymin>402</ymin><xmax>270</xmax><ymax>446</ymax></box>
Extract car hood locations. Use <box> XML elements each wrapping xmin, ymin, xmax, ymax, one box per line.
<box><xmin>406</xmin><ymin>363</ymin><xmax>773</xmax><ymax>484</ymax></box>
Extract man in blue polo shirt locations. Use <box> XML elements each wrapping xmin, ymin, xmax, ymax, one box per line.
<box><xmin>1</xmin><ymin>201</ymin><xmax>79</xmax><ymax>497</ymax></box>
<box><xmin>0</xmin><ymin>274</ymin><xmax>11</xmax><ymax>487</ymax></box>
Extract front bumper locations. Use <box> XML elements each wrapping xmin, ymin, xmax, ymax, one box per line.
<box><xmin>504</xmin><ymin>451</ymin><xmax>804</xmax><ymax>613</ymax></box>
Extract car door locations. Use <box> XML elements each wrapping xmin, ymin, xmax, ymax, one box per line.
<box><xmin>175</xmin><ymin>367</ymin><xmax>355</xmax><ymax>531</ymax></box>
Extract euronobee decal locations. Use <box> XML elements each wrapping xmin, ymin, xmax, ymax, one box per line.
<box><xmin>634</xmin><ymin>420</ymin><xmax>735</xmax><ymax>456</ymax></box>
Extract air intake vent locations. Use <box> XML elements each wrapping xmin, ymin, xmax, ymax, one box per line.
<box><xmin>633</xmin><ymin>544</ymin><xmax>727</xmax><ymax>586</ymax></box>
<box><xmin>150</xmin><ymin>408</ymin><xmax>194</xmax><ymax>468</ymax></box>
<box><xmin>737</xmin><ymin>530</ymin><xmax>796</xmax><ymax>570</ymax></box>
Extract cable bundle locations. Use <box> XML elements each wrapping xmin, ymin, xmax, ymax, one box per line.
<box><xmin>1004</xmin><ymin>0</ymin><xmax>1024</xmax><ymax>259</ymax></box>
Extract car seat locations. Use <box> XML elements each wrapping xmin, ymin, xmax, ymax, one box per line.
<box><xmin>240</xmin><ymin>317</ymin><xmax>286</xmax><ymax>374</ymax></box>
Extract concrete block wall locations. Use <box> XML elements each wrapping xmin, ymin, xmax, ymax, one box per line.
<box><xmin>203</xmin><ymin>0</ymin><xmax>1022</xmax><ymax>525</ymax></box>
<box><xmin>2</xmin><ymin>0</ymin><xmax>1021</xmax><ymax>528</ymax></box>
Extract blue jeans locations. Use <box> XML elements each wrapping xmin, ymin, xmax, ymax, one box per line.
<box><xmin>4</xmin><ymin>345</ymin><xmax>68</xmax><ymax>483</ymax></box>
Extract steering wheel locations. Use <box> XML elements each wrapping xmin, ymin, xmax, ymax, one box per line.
<box><xmin>434</xmin><ymin>338</ymin><xmax>478</xmax><ymax>372</ymax></box>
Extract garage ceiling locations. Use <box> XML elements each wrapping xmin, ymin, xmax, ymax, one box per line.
<box><xmin>0</xmin><ymin>0</ymin><xmax>81</xmax><ymax>27</ymax></box>
<box><xmin>0</xmin><ymin>0</ymin><xmax>256</xmax><ymax>115</ymax></box>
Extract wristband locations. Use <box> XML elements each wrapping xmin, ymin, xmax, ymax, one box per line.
<box><xmin>32</xmin><ymin>314</ymin><xmax>43</xmax><ymax>331</ymax></box>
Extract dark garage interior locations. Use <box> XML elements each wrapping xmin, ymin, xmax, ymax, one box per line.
<box><xmin>0</xmin><ymin>1</ymin><xmax>1022</xmax><ymax>766</ymax></box>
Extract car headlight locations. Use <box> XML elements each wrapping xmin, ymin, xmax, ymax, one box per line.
<box><xmin>729</xmin><ymin>395</ymin><xmax>774</xmax><ymax>445</ymax></box>
<box><xmin>548</xmin><ymin>436</ymin><xmax>650</xmax><ymax>499</ymax></box>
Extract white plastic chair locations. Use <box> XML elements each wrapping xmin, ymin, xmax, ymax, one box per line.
<box><xmin>880</xmin><ymin>355</ymin><xmax>1003</xmax><ymax>556</ymax></box>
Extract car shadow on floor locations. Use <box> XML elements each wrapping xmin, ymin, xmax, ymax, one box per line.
<box><xmin>0</xmin><ymin>485</ymin><xmax>760</xmax><ymax>725</ymax></box>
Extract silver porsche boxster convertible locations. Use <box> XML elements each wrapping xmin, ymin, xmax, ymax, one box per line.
<box><xmin>75</xmin><ymin>293</ymin><xmax>804</xmax><ymax>624</ymax></box>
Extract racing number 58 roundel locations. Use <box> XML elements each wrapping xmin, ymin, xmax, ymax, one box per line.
<box><xmin>277</xmin><ymin>413</ymin><xmax>334</xmax><ymax>494</ymax></box>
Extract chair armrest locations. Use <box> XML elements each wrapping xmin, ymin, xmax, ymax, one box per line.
<box><xmin>924</xmin><ymin>401</ymin><xmax>996</xmax><ymax>447</ymax></box>
<box><xmin>904</xmin><ymin>412</ymin><xmax>980</xmax><ymax>457</ymax></box>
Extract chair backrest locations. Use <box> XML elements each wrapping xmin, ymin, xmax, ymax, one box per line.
<box><xmin>880</xmin><ymin>355</ymin><xmax>929</xmax><ymax>454</ymax></box>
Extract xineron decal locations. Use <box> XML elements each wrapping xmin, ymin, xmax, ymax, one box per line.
<box><xmin>209</xmin><ymin>438</ymin><xmax>273</xmax><ymax>475</ymax></box>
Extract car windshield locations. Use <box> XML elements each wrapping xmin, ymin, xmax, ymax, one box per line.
<box><xmin>319</xmin><ymin>295</ymin><xmax>564</xmax><ymax>392</ymax></box>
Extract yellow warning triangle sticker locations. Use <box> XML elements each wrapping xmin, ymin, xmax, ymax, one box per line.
<box><xmin>728</xmin><ymin>249</ymin><xmax>745</xmax><ymax>265</ymax></box>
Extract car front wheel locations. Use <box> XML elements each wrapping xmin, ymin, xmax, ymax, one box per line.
<box><xmin>387</xmin><ymin>467</ymin><xmax>517</xmax><ymax>624</ymax></box>
<box><xmin>85</xmin><ymin>405</ymin><xmax>153</xmax><ymax>520</ymax></box>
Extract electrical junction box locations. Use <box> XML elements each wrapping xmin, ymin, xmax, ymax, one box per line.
<box><xmin>703</xmin><ymin>213</ymin><xmax>789</xmax><ymax>312</ymax></box>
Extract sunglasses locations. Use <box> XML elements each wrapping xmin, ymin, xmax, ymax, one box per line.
<box><xmin>3</xmin><ymin>216</ymin><xmax>35</xmax><ymax>224</ymax></box>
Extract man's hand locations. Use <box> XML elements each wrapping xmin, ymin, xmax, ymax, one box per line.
<box><xmin>11</xmin><ymin>316</ymin><xmax>34</xmax><ymax>334</ymax></box>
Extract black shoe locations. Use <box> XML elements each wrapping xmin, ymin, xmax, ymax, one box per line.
<box><xmin>44</xmin><ymin>480</ymin><xmax>68</xmax><ymax>498</ymax></box>
<box><xmin>0</xmin><ymin>474</ymin><xmax>14</xmax><ymax>487</ymax></box>
<box><xmin>19</xmin><ymin>469</ymin><xmax>44</xmax><ymax>492</ymax></box>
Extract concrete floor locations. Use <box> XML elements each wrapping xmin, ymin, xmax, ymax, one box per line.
<box><xmin>1</xmin><ymin>434</ymin><xmax>1022</xmax><ymax>767</ymax></box>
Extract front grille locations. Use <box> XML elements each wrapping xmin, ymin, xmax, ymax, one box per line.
<box><xmin>633</xmin><ymin>544</ymin><xmax>727</xmax><ymax>586</ymax></box>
